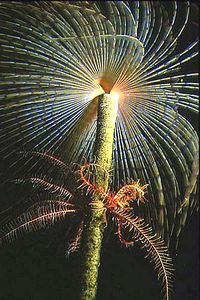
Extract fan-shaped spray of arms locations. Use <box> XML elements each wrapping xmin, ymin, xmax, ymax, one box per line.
<box><xmin>0</xmin><ymin>0</ymin><xmax>198</xmax><ymax>251</ymax></box>
<box><xmin>0</xmin><ymin>157</ymin><xmax>174</xmax><ymax>300</ymax></box>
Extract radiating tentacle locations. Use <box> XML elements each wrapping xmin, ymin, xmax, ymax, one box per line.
<box><xmin>0</xmin><ymin>1</ymin><xmax>198</xmax><ymax>247</ymax></box>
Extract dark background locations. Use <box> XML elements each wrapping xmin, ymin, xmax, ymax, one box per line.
<box><xmin>0</xmin><ymin>210</ymin><xmax>198</xmax><ymax>300</ymax></box>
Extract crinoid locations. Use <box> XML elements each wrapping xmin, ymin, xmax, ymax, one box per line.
<box><xmin>0</xmin><ymin>152</ymin><xmax>174</xmax><ymax>300</ymax></box>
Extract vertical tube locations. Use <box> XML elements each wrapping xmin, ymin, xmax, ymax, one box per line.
<box><xmin>79</xmin><ymin>93</ymin><xmax>118</xmax><ymax>300</ymax></box>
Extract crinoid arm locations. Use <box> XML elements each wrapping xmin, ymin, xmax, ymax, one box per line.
<box><xmin>112</xmin><ymin>180</ymin><xmax>148</xmax><ymax>207</ymax></box>
<box><xmin>66</xmin><ymin>220</ymin><xmax>84</xmax><ymax>257</ymax></box>
<box><xmin>76</xmin><ymin>163</ymin><xmax>109</xmax><ymax>196</ymax></box>
<box><xmin>111</xmin><ymin>207</ymin><xmax>174</xmax><ymax>300</ymax></box>
<box><xmin>0</xmin><ymin>201</ymin><xmax>76</xmax><ymax>245</ymax></box>
<box><xmin>14</xmin><ymin>177</ymin><xmax>73</xmax><ymax>200</ymax></box>
<box><xmin>19</xmin><ymin>150</ymin><xmax>69</xmax><ymax>175</ymax></box>
<box><xmin>117</xmin><ymin>223</ymin><xmax>135</xmax><ymax>246</ymax></box>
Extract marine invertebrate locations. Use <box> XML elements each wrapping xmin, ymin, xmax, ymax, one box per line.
<box><xmin>0</xmin><ymin>1</ymin><xmax>198</xmax><ymax>299</ymax></box>
<box><xmin>0</xmin><ymin>153</ymin><xmax>174</xmax><ymax>300</ymax></box>
<box><xmin>0</xmin><ymin>1</ymin><xmax>198</xmax><ymax>245</ymax></box>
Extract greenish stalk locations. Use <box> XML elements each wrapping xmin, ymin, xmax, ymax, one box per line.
<box><xmin>79</xmin><ymin>93</ymin><xmax>118</xmax><ymax>300</ymax></box>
